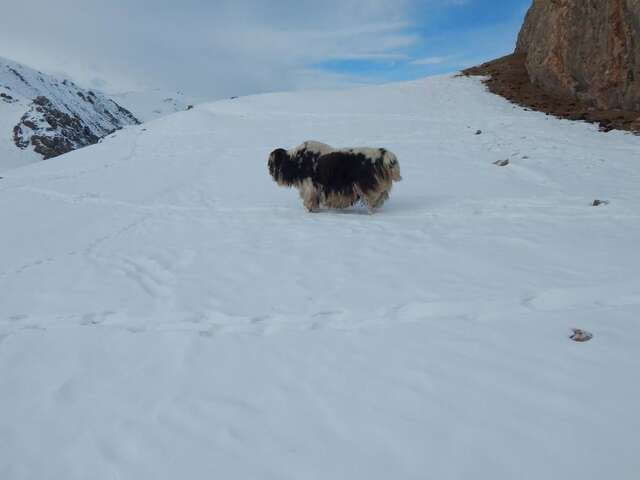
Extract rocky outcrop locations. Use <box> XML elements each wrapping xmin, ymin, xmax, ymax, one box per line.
<box><xmin>12</xmin><ymin>94</ymin><xmax>136</xmax><ymax>160</ymax></box>
<box><xmin>463</xmin><ymin>54</ymin><xmax>640</xmax><ymax>133</ymax></box>
<box><xmin>516</xmin><ymin>0</ymin><xmax>640</xmax><ymax>111</ymax></box>
<box><xmin>1</xmin><ymin>56</ymin><xmax>140</xmax><ymax>162</ymax></box>
<box><xmin>13</xmin><ymin>96</ymin><xmax>100</xmax><ymax>159</ymax></box>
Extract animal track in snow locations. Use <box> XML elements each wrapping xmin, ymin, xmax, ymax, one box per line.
<box><xmin>523</xmin><ymin>287</ymin><xmax>640</xmax><ymax>311</ymax></box>
<box><xmin>117</xmin><ymin>256</ymin><xmax>177</xmax><ymax>300</ymax></box>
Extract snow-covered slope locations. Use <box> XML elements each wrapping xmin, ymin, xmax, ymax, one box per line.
<box><xmin>1</xmin><ymin>75</ymin><xmax>639</xmax><ymax>479</ymax></box>
<box><xmin>111</xmin><ymin>89</ymin><xmax>201</xmax><ymax>122</ymax></box>
<box><xmin>0</xmin><ymin>57</ymin><xmax>139</xmax><ymax>171</ymax></box>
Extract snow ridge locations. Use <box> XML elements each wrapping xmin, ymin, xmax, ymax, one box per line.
<box><xmin>111</xmin><ymin>89</ymin><xmax>200</xmax><ymax>122</ymax></box>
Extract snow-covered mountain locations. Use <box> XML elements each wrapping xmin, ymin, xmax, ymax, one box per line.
<box><xmin>0</xmin><ymin>57</ymin><xmax>139</xmax><ymax>171</ymax></box>
<box><xmin>1</xmin><ymin>75</ymin><xmax>639</xmax><ymax>479</ymax></box>
<box><xmin>111</xmin><ymin>89</ymin><xmax>202</xmax><ymax>122</ymax></box>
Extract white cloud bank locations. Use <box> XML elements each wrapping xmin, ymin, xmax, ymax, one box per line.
<box><xmin>0</xmin><ymin>0</ymin><xmax>438</xmax><ymax>98</ymax></box>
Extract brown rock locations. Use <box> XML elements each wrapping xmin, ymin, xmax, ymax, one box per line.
<box><xmin>570</xmin><ymin>329</ymin><xmax>593</xmax><ymax>342</ymax></box>
<box><xmin>516</xmin><ymin>0</ymin><xmax>640</xmax><ymax>111</ymax></box>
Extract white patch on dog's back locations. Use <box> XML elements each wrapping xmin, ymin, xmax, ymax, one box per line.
<box><xmin>290</xmin><ymin>141</ymin><xmax>334</xmax><ymax>157</ymax></box>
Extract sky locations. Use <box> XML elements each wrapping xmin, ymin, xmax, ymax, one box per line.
<box><xmin>0</xmin><ymin>0</ymin><xmax>532</xmax><ymax>99</ymax></box>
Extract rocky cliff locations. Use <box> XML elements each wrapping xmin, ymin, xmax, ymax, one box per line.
<box><xmin>516</xmin><ymin>0</ymin><xmax>640</xmax><ymax>111</ymax></box>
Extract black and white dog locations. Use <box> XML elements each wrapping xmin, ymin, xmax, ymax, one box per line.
<box><xmin>268</xmin><ymin>141</ymin><xmax>401</xmax><ymax>213</ymax></box>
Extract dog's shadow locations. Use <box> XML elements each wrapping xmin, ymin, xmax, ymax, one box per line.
<box><xmin>313</xmin><ymin>206</ymin><xmax>371</xmax><ymax>215</ymax></box>
<box><xmin>311</xmin><ymin>195</ymin><xmax>442</xmax><ymax>216</ymax></box>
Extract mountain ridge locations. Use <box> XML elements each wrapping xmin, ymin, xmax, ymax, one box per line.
<box><xmin>0</xmin><ymin>56</ymin><xmax>139</xmax><ymax>169</ymax></box>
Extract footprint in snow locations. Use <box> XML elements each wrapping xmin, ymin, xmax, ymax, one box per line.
<box><xmin>250</xmin><ymin>315</ymin><xmax>270</xmax><ymax>324</ymax></box>
<box><xmin>80</xmin><ymin>313</ymin><xmax>103</xmax><ymax>326</ymax></box>
<box><xmin>128</xmin><ymin>327</ymin><xmax>147</xmax><ymax>334</ymax></box>
<box><xmin>312</xmin><ymin>310</ymin><xmax>344</xmax><ymax>318</ymax></box>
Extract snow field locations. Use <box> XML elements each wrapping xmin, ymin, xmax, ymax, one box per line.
<box><xmin>1</xmin><ymin>75</ymin><xmax>639</xmax><ymax>479</ymax></box>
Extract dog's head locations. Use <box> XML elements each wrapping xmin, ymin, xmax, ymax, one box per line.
<box><xmin>268</xmin><ymin>148</ymin><xmax>289</xmax><ymax>183</ymax></box>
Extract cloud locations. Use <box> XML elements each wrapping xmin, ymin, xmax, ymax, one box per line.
<box><xmin>0</xmin><ymin>0</ymin><xmax>528</xmax><ymax>99</ymax></box>
<box><xmin>0</xmin><ymin>0</ymin><xmax>423</xmax><ymax>98</ymax></box>
<box><xmin>410</xmin><ymin>56</ymin><xmax>453</xmax><ymax>66</ymax></box>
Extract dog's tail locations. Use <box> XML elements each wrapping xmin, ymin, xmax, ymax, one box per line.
<box><xmin>382</xmin><ymin>150</ymin><xmax>402</xmax><ymax>181</ymax></box>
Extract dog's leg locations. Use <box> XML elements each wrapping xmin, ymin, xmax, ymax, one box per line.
<box><xmin>362</xmin><ymin>190</ymin><xmax>390</xmax><ymax>214</ymax></box>
<box><xmin>300</xmin><ymin>179</ymin><xmax>319</xmax><ymax>212</ymax></box>
<box><xmin>364</xmin><ymin>195</ymin><xmax>377</xmax><ymax>214</ymax></box>
<box><xmin>372</xmin><ymin>190</ymin><xmax>390</xmax><ymax>209</ymax></box>
<box><xmin>362</xmin><ymin>191</ymin><xmax>381</xmax><ymax>214</ymax></box>
<box><xmin>304</xmin><ymin>193</ymin><xmax>319</xmax><ymax>212</ymax></box>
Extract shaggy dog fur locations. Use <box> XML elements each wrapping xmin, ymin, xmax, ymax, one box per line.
<box><xmin>268</xmin><ymin>141</ymin><xmax>402</xmax><ymax>213</ymax></box>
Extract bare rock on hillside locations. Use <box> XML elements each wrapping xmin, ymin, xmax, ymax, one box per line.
<box><xmin>516</xmin><ymin>0</ymin><xmax>640</xmax><ymax>111</ymax></box>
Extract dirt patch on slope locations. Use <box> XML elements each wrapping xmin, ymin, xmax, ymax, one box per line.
<box><xmin>462</xmin><ymin>53</ymin><xmax>640</xmax><ymax>134</ymax></box>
